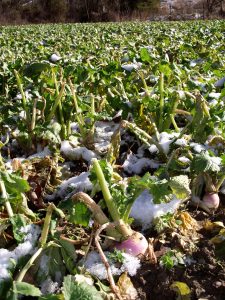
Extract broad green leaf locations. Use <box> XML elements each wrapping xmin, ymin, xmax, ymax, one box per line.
<box><xmin>14</xmin><ymin>282</ymin><xmax>41</xmax><ymax>297</ymax></box>
<box><xmin>69</xmin><ymin>202</ymin><xmax>91</xmax><ymax>227</ymax></box>
<box><xmin>140</xmin><ymin>48</ymin><xmax>151</xmax><ymax>62</ymax></box>
<box><xmin>190</xmin><ymin>152</ymin><xmax>221</xmax><ymax>173</ymax></box>
<box><xmin>63</xmin><ymin>275</ymin><xmax>103</xmax><ymax>300</ymax></box>
<box><xmin>169</xmin><ymin>175</ymin><xmax>191</xmax><ymax>199</ymax></box>
<box><xmin>10</xmin><ymin>214</ymin><xmax>28</xmax><ymax>242</ymax></box>
<box><xmin>23</xmin><ymin>62</ymin><xmax>51</xmax><ymax>78</ymax></box>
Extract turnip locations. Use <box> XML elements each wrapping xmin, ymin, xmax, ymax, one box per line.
<box><xmin>202</xmin><ymin>192</ymin><xmax>220</xmax><ymax>210</ymax></box>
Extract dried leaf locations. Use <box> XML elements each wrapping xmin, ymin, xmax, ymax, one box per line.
<box><xmin>117</xmin><ymin>273</ymin><xmax>138</xmax><ymax>300</ymax></box>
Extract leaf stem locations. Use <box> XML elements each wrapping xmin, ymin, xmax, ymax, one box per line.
<box><xmin>159</xmin><ymin>73</ymin><xmax>164</xmax><ymax>131</ymax></box>
<box><xmin>0</xmin><ymin>180</ymin><xmax>13</xmax><ymax>218</ymax></box>
<box><xmin>92</xmin><ymin>158</ymin><xmax>132</xmax><ymax>238</ymax></box>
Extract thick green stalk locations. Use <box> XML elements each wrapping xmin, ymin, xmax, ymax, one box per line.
<box><xmin>47</xmin><ymin>82</ymin><xmax>65</xmax><ymax>123</ymax></box>
<box><xmin>215</xmin><ymin>174</ymin><xmax>225</xmax><ymax>191</ymax></box>
<box><xmin>92</xmin><ymin>159</ymin><xmax>132</xmax><ymax>237</ymax></box>
<box><xmin>30</xmin><ymin>98</ymin><xmax>37</xmax><ymax>131</ymax></box>
<box><xmin>170</xmin><ymin>114</ymin><xmax>179</xmax><ymax>133</ymax></box>
<box><xmin>91</xmin><ymin>94</ymin><xmax>95</xmax><ymax>115</ymax></box>
<box><xmin>159</xmin><ymin>73</ymin><xmax>164</xmax><ymax>131</ymax></box>
<box><xmin>14</xmin><ymin>70</ymin><xmax>30</xmax><ymax>126</ymax></box>
<box><xmin>39</xmin><ymin>203</ymin><xmax>54</xmax><ymax>247</ymax></box>
<box><xmin>0</xmin><ymin>180</ymin><xmax>13</xmax><ymax>218</ymax></box>
<box><xmin>52</xmin><ymin>71</ymin><xmax>65</xmax><ymax>127</ymax></box>
<box><xmin>69</xmin><ymin>79</ymin><xmax>85</xmax><ymax>136</ymax></box>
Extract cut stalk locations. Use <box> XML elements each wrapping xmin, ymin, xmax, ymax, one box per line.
<box><xmin>39</xmin><ymin>203</ymin><xmax>55</xmax><ymax>247</ymax></box>
<box><xmin>90</xmin><ymin>94</ymin><xmax>95</xmax><ymax>115</ymax></box>
<box><xmin>0</xmin><ymin>180</ymin><xmax>13</xmax><ymax>218</ymax></box>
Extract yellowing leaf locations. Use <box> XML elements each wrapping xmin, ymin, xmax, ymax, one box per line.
<box><xmin>117</xmin><ymin>273</ymin><xmax>138</xmax><ymax>300</ymax></box>
<box><xmin>170</xmin><ymin>281</ymin><xmax>191</xmax><ymax>300</ymax></box>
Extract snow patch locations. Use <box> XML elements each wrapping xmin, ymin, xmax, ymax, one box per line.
<box><xmin>83</xmin><ymin>251</ymin><xmax>141</xmax><ymax>280</ymax></box>
<box><xmin>130</xmin><ymin>190</ymin><xmax>181</xmax><ymax>229</ymax></box>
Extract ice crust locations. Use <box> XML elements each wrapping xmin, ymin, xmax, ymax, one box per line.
<box><xmin>130</xmin><ymin>190</ymin><xmax>181</xmax><ymax>229</ymax></box>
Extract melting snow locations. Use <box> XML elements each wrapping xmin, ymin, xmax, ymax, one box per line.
<box><xmin>130</xmin><ymin>190</ymin><xmax>181</xmax><ymax>230</ymax></box>
<box><xmin>83</xmin><ymin>251</ymin><xmax>141</xmax><ymax>280</ymax></box>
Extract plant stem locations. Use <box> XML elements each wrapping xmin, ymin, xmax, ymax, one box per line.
<box><xmin>122</xmin><ymin>120</ymin><xmax>167</xmax><ymax>160</ymax></box>
<box><xmin>52</xmin><ymin>70</ymin><xmax>65</xmax><ymax>128</ymax></box>
<box><xmin>159</xmin><ymin>73</ymin><xmax>164</xmax><ymax>131</ymax></box>
<box><xmin>39</xmin><ymin>203</ymin><xmax>54</xmax><ymax>247</ymax></box>
<box><xmin>14</xmin><ymin>70</ymin><xmax>30</xmax><ymax>127</ymax></box>
<box><xmin>0</xmin><ymin>180</ymin><xmax>13</xmax><ymax>218</ymax></box>
<box><xmin>92</xmin><ymin>158</ymin><xmax>132</xmax><ymax>238</ymax></box>
<box><xmin>170</xmin><ymin>114</ymin><xmax>179</xmax><ymax>133</ymax></box>
<box><xmin>30</xmin><ymin>98</ymin><xmax>38</xmax><ymax>131</ymax></box>
<box><xmin>16</xmin><ymin>247</ymin><xmax>44</xmax><ymax>282</ymax></box>
<box><xmin>91</xmin><ymin>94</ymin><xmax>95</xmax><ymax>115</ymax></box>
<box><xmin>47</xmin><ymin>82</ymin><xmax>65</xmax><ymax>123</ymax></box>
<box><xmin>215</xmin><ymin>174</ymin><xmax>225</xmax><ymax>191</ymax></box>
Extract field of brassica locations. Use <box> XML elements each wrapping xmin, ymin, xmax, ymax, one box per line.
<box><xmin>0</xmin><ymin>20</ymin><xmax>225</xmax><ymax>300</ymax></box>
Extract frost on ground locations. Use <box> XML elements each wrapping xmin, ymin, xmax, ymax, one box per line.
<box><xmin>83</xmin><ymin>251</ymin><xmax>141</xmax><ymax>280</ymax></box>
<box><xmin>0</xmin><ymin>224</ymin><xmax>41</xmax><ymax>281</ymax></box>
<box><xmin>46</xmin><ymin>171</ymin><xmax>93</xmax><ymax>200</ymax></box>
<box><xmin>130</xmin><ymin>190</ymin><xmax>181</xmax><ymax>230</ymax></box>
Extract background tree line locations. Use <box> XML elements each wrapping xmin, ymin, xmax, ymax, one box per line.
<box><xmin>0</xmin><ymin>0</ymin><xmax>160</xmax><ymax>24</ymax></box>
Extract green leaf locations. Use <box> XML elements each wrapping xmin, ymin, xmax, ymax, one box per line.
<box><xmin>23</xmin><ymin>62</ymin><xmax>51</xmax><ymax>78</ymax></box>
<box><xmin>10</xmin><ymin>214</ymin><xmax>28</xmax><ymax>242</ymax></box>
<box><xmin>13</xmin><ymin>282</ymin><xmax>41</xmax><ymax>297</ymax></box>
<box><xmin>89</xmin><ymin>160</ymin><xmax>113</xmax><ymax>185</ymax></box>
<box><xmin>150</xmin><ymin>179</ymin><xmax>171</xmax><ymax>204</ymax></box>
<box><xmin>69</xmin><ymin>202</ymin><xmax>91</xmax><ymax>227</ymax></box>
<box><xmin>60</xmin><ymin>239</ymin><xmax>77</xmax><ymax>274</ymax></box>
<box><xmin>190</xmin><ymin>152</ymin><xmax>221</xmax><ymax>173</ymax></box>
<box><xmin>0</xmin><ymin>172</ymin><xmax>30</xmax><ymax>194</ymax></box>
<box><xmin>140</xmin><ymin>48</ymin><xmax>151</xmax><ymax>62</ymax></box>
<box><xmin>63</xmin><ymin>275</ymin><xmax>103</xmax><ymax>300</ymax></box>
<box><xmin>169</xmin><ymin>175</ymin><xmax>191</xmax><ymax>199</ymax></box>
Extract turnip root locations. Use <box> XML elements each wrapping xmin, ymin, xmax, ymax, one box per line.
<box><xmin>202</xmin><ymin>192</ymin><xmax>220</xmax><ymax>210</ymax></box>
<box><xmin>114</xmin><ymin>231</ymin><xmax>148</xmax><ymax>257</ymax></box>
